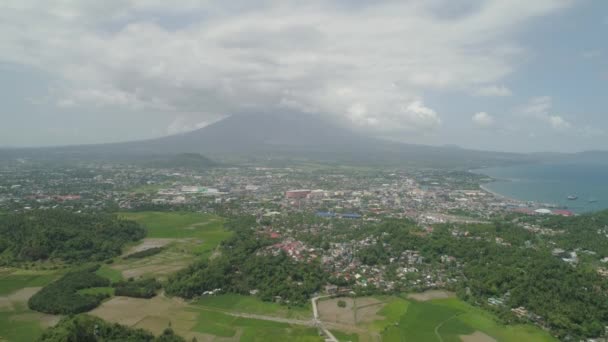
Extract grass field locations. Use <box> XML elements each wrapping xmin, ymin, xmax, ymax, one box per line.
<box><xmin>330</xmin><ymin>330</ymin><xmax>360</xmax><ymax>342</ymax></box>
<box><xmin>377</xmin><ymin>297</ymin><xmax>557</xmax><ymax>342</ymax></box>
<box><xmin>0</xmin><ymin>279</ymin><xmax>61</xmax><ymax>342</ymax></box>
<box><xmin>95</xmin><ymin>265</ymin><xmax>123</xmax><ymax>283</ymax></box>
<box><xmin>0</xmin><ymin>270</ymin><xmax>59</xmax><ymax>296</ymax></box>
<box><xmin>119</xmin><ymin>211</ymin><xmax>231</xmax><ymax>257</ymax></box>
<box><xmin>366</xmin><ymin>297</ymin><xmax>409</xmax><ymax>332</ymax></box>
<box><xmin>108</xmin><ymin>212</ymin><xmax>233</xmax><ymax>279</ymax></box>
<box><xmin>77</xmin><ymin>287</ymin><xmax>115</xmax><ymax>296</ymax></box>
<box><xmin>90</xmin><ymin>294</ymin><xmax>322</xmax><ymax>342</ymax></box>
<box><xmin>194</xmin><ymin>294</ymin><xmax>312</xmax><ymax>320</ymax></box>
<box><xmin>191</xmin><ymin>309</ymin><xmax>322</xmax><ymax>342</ymax></box>
<box><xmin>0</xmin><ymin>309</ymin><xmax>46</xmax><ymax>342</ymax></box>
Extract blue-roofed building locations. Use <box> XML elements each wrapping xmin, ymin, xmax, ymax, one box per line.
<box><xmin>316</xmin><ymin>211</ymin><xmax>336</xmax><ymax>218</ymax></box>
<box><xmin>341</xmin><ymin>213</ymin><xmax>361</xmax><ymax>219</ymax></box>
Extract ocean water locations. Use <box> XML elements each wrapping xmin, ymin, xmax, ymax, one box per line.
<box><xmin>478</xmin><ymin>163</ymin><xmax>608</xmax><ymax>213</ymax></box>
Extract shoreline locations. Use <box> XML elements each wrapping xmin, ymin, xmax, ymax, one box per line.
<box><xmin>479</xmin><ymin>184</ymin><xmax>510</xmax><ymax>200</ymax></box>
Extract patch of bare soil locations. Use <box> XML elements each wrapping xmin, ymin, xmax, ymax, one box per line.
<box><xmin>318</xmin><ymin>298</ymin><xmax>356</xmax><ymax>325</ymax></box>
<box><xmin>355</xmin><ymin>302</ymin><xmax>384</xmax><ymax>324</ymax></box>
<box><xmin>460</xmin><ymin>331</ymin><xmax>497</xmax><ymax>342</ymax></box>
<box><xmin>124</xmin><ymin>238</ymin><xmax>174</xmax><ymax>255</ymax></box>
<box><xmin>0</xmin><ymin>287</ymin><xmax>43</xmax><ymax>310</ymax></box>
<box><xmin>407</xmin><ymin>290</ymin><xmax>455</xmax><ymax>301</ymax></box>
<box><xmin>90</xmin><ymin>294</ymin><xmax>197</xmax><ymax>337</ymax></box>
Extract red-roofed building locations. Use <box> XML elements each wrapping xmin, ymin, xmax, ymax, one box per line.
<box><xmin>553</xmin><ymin>209</ymin><xmax>574</xmax><ymax>217</ymax></box>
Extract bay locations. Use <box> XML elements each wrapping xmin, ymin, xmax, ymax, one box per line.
<box><xmin>479</xmin><ymin>162</ymin><xmax>608</xmax><ymax>213</ymax></box>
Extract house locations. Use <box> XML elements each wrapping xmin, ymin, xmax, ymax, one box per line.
<box><xmin>325</xmin><ymin>285</ymin><xmax>338</xmax><ymax>295</ymax></box>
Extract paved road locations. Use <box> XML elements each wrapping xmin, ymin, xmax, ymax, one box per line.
<box><xmin>312</xmin><ymin>296</ymin><xmax>339</xmax><ymax>342</ymax></box>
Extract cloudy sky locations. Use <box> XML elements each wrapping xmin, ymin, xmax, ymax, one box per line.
<box><xmin>0</xmin><ymin>0</ymin><xmax>606</xmax><ymax>152</ymax></box>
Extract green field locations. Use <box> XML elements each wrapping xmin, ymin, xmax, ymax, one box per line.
<box><xmin>0</xmin><ymin>309</ymin><xmax>47</xmax><ymax>342</ymax></box>
<box><xmin>330</xmin><ymin>330</ymin><xmax>359</xmax><ymax>342</ymax></box>
<box><xmin>366</xmin><ymin>296</ymin><xmax>409</xmax><ymax>332</ymax></box>
<box><xmin>119</xmin><ymin>212</ymin><xmax>231</xmax><ymax>257</ymax></box>
<box><xmin>191</xmin><ymin>309</ymin><xmax>322</xmax><ymax>342</ymax></box>
<box><xmin>195</xmin><ymin>294</ymin><xmax>311</xmax><ymax>320</ymax></box>
<box><xmin>377</xmin><ymin>297</ymin><xmax>557</xmax><ymax>342</ymax></box>
<box><xmin>0</xmin><ymin>270</ymin><xmax>59</xmax><ymax>296</ymax></box>
<box><xmin>95</xmin><ymin>265</ymin><xmax>124</xmax><ymax>283</ymax></box>
<box><xmin>77</xmin><ymin>287</ymin><xmax>115</xmax><ymax>296</ymax></box>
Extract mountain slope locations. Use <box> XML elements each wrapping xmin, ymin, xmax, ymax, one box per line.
<box><xmin>1</xmin><ymin>113</ymin><xmax>534</xmax><ymax>168</ymax></box>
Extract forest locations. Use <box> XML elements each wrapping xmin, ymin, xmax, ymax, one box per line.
<box><xmin>0</xmin><ymin>209</ymin><xmax>145</xmax><ymax>264</ymax></box>
<box><xmin>38</xmin><ymin>315</ymin><xmax>185</xmax><ymax>342</ymax></box>
<box><xmin>114</xmin><ymin>278</ymin><xmax>161</xmax><ymax>298</ymax></box>
<box><xmin>28</xmin><ymin>265</ymin><xmax>110</xmax><ymax>314</ymax></box>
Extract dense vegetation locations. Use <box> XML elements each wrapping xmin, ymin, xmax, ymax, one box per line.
<box><xmin>357</xmin><ymin>212</ymin><xmax>608</xmax><ymax>340</ymax></box>
<box><xmin>0</xmin><ymin>209</ymin><xmax>145</xmax><ymax>264</ymax></box>
<box><xmin>124</xmin><ymin>247</ymin><xmax>165</xmax><ymax>260</ymax></box>
<box><xmin>28</xmin><ymin>265</ymin><xmax>110</xmax><ymax>314</ymax></box>
<box><xmin>38</xmin><ymin>315</ymin><xmax>185</xmax><ymax>342</ymax></box>
<box><xmin>142</xmin><ymin>153</ymin><xmax>217</xmax><ymax>169</ymax></box>
<box><xmin>114</xmin><ymin>278</ymin><xmax>161</xmax><ymax>298</ymax></box>
<box><xmin>166</xmin><ymin>216</ymin><xmax>326</xmax><ymax>305</ymax></box>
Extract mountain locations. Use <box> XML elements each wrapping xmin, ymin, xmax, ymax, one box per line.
<box><xmin>0</xmin><ymin>112</ymin><xmax>535</xmax><ymax>168</ymax></box>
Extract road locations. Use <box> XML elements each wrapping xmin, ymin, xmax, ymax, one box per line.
<box><xmin>312</xmin><ymin>296</ymin><xmax>339</xmax><ymax>342</ymax></box>
<box><xmin>196</xmin><ymin>296</ymin><xmax>341</xmax><ymax>342</ymax></box>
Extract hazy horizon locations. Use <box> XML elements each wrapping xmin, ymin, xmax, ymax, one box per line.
<box><xmin>1</xmin><ymin>1</ymin><xmax>606</xmax><ymax>153</ymax></box>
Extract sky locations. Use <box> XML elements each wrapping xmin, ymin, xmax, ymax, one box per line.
<box><xmin>0</xmin><ymin>0</ymin><xmax>606</xmax><ymax>153</ymax></box>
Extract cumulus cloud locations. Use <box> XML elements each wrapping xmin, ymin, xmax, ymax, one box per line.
<box><xmin>472</xmin><ymin>112</ymin><xmax>495</xmax><ymax>127</ymax></box>
<box><xmin>521</xmin><ymin>96</ymin><xmax>572</xmax><ymax>131</ymax></box>
<box><xmin>474</xmin><ymin>85</ymin><xmax>512</xmax><ymax>97</ymax></box>
<box><xmin>0</xmin><ymin>0</ymin><xmax>574</xmax><ymax>133</ymax></box>
<box><xmin>548</xmin><ymin>115</ymin><xmax>571</xmax><ymax>130</ymax></box>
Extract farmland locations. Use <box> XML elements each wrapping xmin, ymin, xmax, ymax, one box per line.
<box><xmin>0</xmin><ymin>211</ymin><xmax>561</xmax><ymax>341</ymax></box>
<box><xmin>315</xmin><ymin>293</ymin><xmax>557</xmax><ymax>342</ymax></box>
<box><xmin>0</xmin><ymin>270</ymin><xmax>61</xmax><ymax>342</ymax></box>
<box><xmin>110</xmin><ymin>212</ymin><xmax>233</xmax><ymax>279</ymax></box>
<box><xmin>89</xmin><ymin>294</ymin><xmax>323</xmax><ymax>342</ymax></box>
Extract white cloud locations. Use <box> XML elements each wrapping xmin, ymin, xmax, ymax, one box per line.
<box><xmin>474</xmin><ymin>85</ymin><xmax>512</xmax><ymax>97</ymax></box>
<box><xmin>522</xmin><ymin>96</ymin><xmax>552</xmax><ymax>116</ymax></box>
<box><xmin>582</xmin><ymin>50</ymin><xmax>601</xmax><ymax>59</ymax></box>
<box><xmin>167</xmin><ymin>117</ymin><xmax>214</xmax><ymax>135</ymax></box>
<box><xmin>472</xmin><ymin>112</ymin><xmax>495</xmax><ymax>127</ymax></box>
<box><xmin>548</xmin><ymin>115</ymin><xmax>571</xmax><ymax>130</ymax></box>
<box><xmin>521</xmin><ymin>96</ymin><xmax>572</xmax><ymax>131</ymax></box>
<box><xmin>0</xmin><ymin>0</ymin><xmax>574</xmax><ymax>133</ymax></box>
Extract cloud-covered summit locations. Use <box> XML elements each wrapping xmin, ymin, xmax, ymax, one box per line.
<box><xmin>0</xmin><ymin>0</ymin><xmax>605</xmax><ymax>152</ymax></box>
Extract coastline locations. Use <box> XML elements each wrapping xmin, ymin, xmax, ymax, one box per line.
<box><xmin>474</xmin><ymin>164</ymin><xmax>606</xmax><ymax>213</ymax></box>
<box><xmin>479</xmin><ymin>184</ymin><xmax>508</xmax><ymax>200</ymax></box>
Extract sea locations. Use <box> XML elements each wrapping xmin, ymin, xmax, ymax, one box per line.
<box><xmin>477</xmin><ymin>162</ymin><xmax>608</xmax><ymax>213</ymax></box>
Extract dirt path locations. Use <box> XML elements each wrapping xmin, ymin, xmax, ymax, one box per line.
<box><xmin>434</xmin><ymin>314</ymin><xmax>461</xmax><ymax>342</ymax></box>
<box><xmin>217</xmin><ymin>311</ymin><xmax>315</xmax><ymax>327</ymax></box>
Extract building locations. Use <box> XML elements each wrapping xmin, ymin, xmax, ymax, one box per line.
<box><xmin>552</xmin><ymin>209</ymin><xmax>574</xmax><ymax>217</ymax></box>
<box><xmin>325</xmin><ymin>284</ymin><xmax>338</xmax><ymax>295</ymax></box>
<box><xmin>285</xmin><ymin>189</ymin><xmax>311</xmax><ymax>199</ymax></box>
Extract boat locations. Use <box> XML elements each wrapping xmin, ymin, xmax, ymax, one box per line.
<box><xmin>588</xmin><ymin>199</ymin><xmax>598</xmax><ymax>203</ymax></box>
<box><xmin>567</xmin><ymin>195</ymin><xmax>578</xmax><ymax>201</ymax></box>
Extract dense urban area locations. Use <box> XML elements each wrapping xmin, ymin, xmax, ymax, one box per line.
<box><xmin>1</xmin><ymin>157</ymin><xmax>607</xmax><ymax>342</ymax></box>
